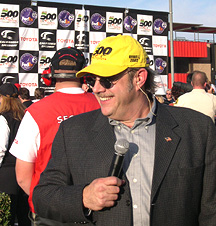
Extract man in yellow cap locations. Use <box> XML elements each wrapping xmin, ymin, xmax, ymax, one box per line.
<box><xmin>33</xmin><ymin>35</ymin><xmax>216</xmax><ymax>226</ymax></box>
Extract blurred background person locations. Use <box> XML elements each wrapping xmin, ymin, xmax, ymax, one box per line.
<box><xmin>33</xmin><ymin>88</ymin><xmax>45</xmax><ymax>102</ymax></box>
<box><xmin>155</xmin><ymin>95</ymin><xmax>164</xmax><ymax>104</ymax></box>
<box><xmin>18</xmin><ymin>87</ymin><xmax>33</xmax><ymax>108</ymax></box>
<box><xmin>175</xmin><ymin>70</ymin><xmax>216</xmax><ymax>122</ymax></box>
<box><xmin>169</xmin><ymin>84</ymin><xmax>186</xmax><ymax>106</ymax></box>
<box><xmin>163</xmin><ymin>89</ymin><xmax>175</xmax><ymax>105</ymax></box>
<box><xmin>0</xmin><ymin>83</ymin><xmax>30</xmax><ymax>226</ymax></box>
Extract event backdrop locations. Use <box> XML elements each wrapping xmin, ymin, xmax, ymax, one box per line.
<box><xmin>0</xmin><ymin>0</ymin><xmax>168</xmax><ymax>95</ymax></box>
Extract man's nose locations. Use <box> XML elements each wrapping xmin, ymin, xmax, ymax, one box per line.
<box><xmin>92</xmin><ymin>78</ymin><xmax>106</xmax><ymax>93</ymax></box>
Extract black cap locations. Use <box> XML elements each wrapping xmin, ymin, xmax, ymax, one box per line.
<box><xmin>0</xmin><ymin>83</ymin><xmax>18</xmax><ymax>98</ymax></box>
<box><xmin>51</xmin><ymin>47</ymin><xmax>86</xmax><ymax>78</ymax></box>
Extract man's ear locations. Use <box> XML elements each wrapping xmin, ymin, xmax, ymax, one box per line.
<box><xmin>135</xmin><ymin>68</ymin><xmax>148</xmax><ymax>90</ymax></box>
<box><xmin>204</xmin><ymin>82</ymin><xmax>207</xmax><ymax>88</ymax></box>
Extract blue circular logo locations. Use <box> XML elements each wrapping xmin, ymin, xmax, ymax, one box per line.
<box><xmin>20</xmin><ymin>8</ymin><xmax>37</xmax><ymax>26</ymax></box>
<box><xmin>20</xmin><ymin>53</ymin><xmax>37</xmax><ymax>71</ymax></box>
<box><xmin>91</xmin><ymin>13</ymin><xmax>105</xmax><ymax>30</ymax></box>
<box><xmin>153</xmin><ymin>19</ymin><xmax>167</xmax><ymax>34</ymax></box>
<box><xmin>124</xmin><ymin>16</ymin><xmax>137</xmax><ymax>31</ymax></box>
<box><xmin>155</xmin><ymin>58</ymin><xmax>167</xmax><ymax>73</ymax></box>
<box><xmin>58</xmin><ymin>10</ymin><xmax>74</xmax><ymax>28</ymax></box>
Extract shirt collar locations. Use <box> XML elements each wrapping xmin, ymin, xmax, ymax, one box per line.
<box><xmin>109</xmin><ymin>97</ymin><xmax>157</xmax><ymax>128</ymax></box>
<box><xmin>191</xmin><ymin>89</ymin><xmax>206</xmax><ymax>93</ymax></box>
<box><xmin>56</xmin><ymin>87</ymin><xmax>84</xmax><ymax>94</ymax></box>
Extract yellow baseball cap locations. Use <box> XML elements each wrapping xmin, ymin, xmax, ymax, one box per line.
<box><xmin>76</xmin><ymin>34</ymin><xmax>150</xmax><ymax>78</ymax></box>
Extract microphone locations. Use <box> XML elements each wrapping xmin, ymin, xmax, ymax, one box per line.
<box><xmin>108</xmin><ymin>139</ymin><xmax>129</xmax><ymax>178</ymax></box>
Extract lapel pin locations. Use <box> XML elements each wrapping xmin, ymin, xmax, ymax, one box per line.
<box><xmin>165</xmin><ymin>137</ymin><xmax>172</xmax><ymax>142</ymax></box>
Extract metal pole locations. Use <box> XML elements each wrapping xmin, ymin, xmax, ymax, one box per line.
<box><xmin>169</xmin><ymin>0</ymin><xmax>175</xmax><ymax>87</ymax></box>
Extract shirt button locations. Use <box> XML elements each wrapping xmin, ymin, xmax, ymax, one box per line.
<box><xmin>133</xmin><ymin>178</ymin><xmax>137</xmax><ymax>183</ymax></box>
<box><xmin>145</xmin><ymin>126</ymin><xmax>148</xmax><ymax>130</ymax></box>
<box><xmin>133</xmin><ymin>204</ymin><xmax>138</xmax><ymax>209</ymax></box>
<box><xmin>117</xmin><ymin>126</ymin><xmax>121</xmax><ymax>130</ymax></box>
<box><xmin>131</xmin><ymin>130</ymin><xmax>134</xmax><ymax>134</ymax></box>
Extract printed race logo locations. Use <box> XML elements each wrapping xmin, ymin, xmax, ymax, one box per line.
<box><xmin>58</xmin><ymin>10</ymin><xmax>74</xmax><ymax>28</ymax></box>
<box><xmin>20</xmin><ymin>53</ymin><xmax>37</xmax><ymax>71</ymax></box>
<box><xmin>0</xmin><ymin>7</ymin><xmax>18</xmax><ymax>24</ymax></box>
<box><xmin>91</xmin><ymin>13</ymin><xmax>105</xmax><ymax>30</ymax></box>
<box><xmin>138</xmin><ymin>36</ymin><xmax>153</xmax><ymax>55</ymax></box>
<box><xmin>1</xmin><ymin>75</ymin><xmax>16</xmax><ymax>83</ymax></box>
<box><xmin>124</xmin><ymin>16</ymin><xmax>137</xmax><ymax>32</ymax></box>
<box><xmin>75</xmin><ymin>10</ymin><xmax>90</xmax><ymax>31</ymax></box>
<box><xmin>0</xmin><ymin>28</ymin><xmax>19</xmax><ymax>49</ymax></box>
<box><xmin>0</xmin><ymin>54</ymin><xmax>17</xmax><ymax>64</ymax></box>
<box><xmin>76</xmin><ymin>14</ymin><xmax>89</xmax><ymax>23</ymax></box>
<box><xmin>155</xmin><ymin>58</ymin><xmax>167</xmax><ymax>73</ymax></box>
<box><xmin>154</xmin><ymin>19</ymin><xmax>167</xmax><ymax>34</ymax></box>
<box><xmin>93</xmin><ymin>46</ymin><xmax>112</xmax><ymax>56</ymax></box>
<box><xmin>0</xmin><ymin>50</ymin><xmax>19</xmax><ymax>72</ymax></box>
<box><xmin>92</xmin><ymin>46</ymin><xmax>112</xmax><ymax>60</ymax></box>
<box><xmin>0</xmin><ymin>53</ymin><xmax>18</xmax><ymax>72</ymax></box>
<box><xmin>139</xmin><ymin>19</ymin><xmax>152</xmax><ymax>28</ymax></box>
<box><xmin>20</xmin><ymin>8</ymin><xmax>37</xmax><ymax>26</ymax></box>
<box><xmin>39</xmin><ymin>55</ymin><xmax>52</xmax><ymax>70</ymax></box>
<box><xmin>106</xmin><ymin>12</ymin><xmax>123</xmax><ymax>33</ymax></box>
<box><xmin>40</xmin><ymin>11</ymin><xmax>56</xmax><ymax>25</ymax></box>
<box><xmin>41</xmin><ymin>32</ymin><xmax>54</xmax><ymax>41</ymax></box>
<box><xmin>108</xmin><ymin>16</ymin><xmax>122</xmax><ymax>26</ymax></box>
<box><xmin>1</xmin><ymin>30</ymin><xmax>15</xmax><ymax>40</ymax></box>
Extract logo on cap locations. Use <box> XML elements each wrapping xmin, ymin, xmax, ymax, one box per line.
<box><xmin>92</xmin><ymin>46</ymin><xmax>112</xmax><ymax>59</ymax></box>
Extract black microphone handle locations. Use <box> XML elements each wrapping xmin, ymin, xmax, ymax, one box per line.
<box><xmin>108</xmin><ymin>154</ymin><xmax>125</xmax><ymax>178</ymax></box>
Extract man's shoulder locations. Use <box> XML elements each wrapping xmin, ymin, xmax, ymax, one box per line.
<box><xmin>159</xmin><ymin>102</ymin><xmax>212</xmax><ymax>124</ymax></box>
<box><xmin>65</xmin><ymin>108</ymin><xmax>102</xmax><ymax>123</ymax></box>
<box><xmin>178</xmin><ymin>91</ymin><xmax>192</xmax><ymax>99</ymax></box>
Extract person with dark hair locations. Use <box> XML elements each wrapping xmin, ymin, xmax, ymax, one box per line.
<box><xmin>18</xmin><ymin>87</ymin><xmax>33</xmax><ymax>108</ymax></box>
<box><xmin>176</xmin><ymin>70</ymin><xmax>216</xmax><ymax>122</ymax></box>
<box><xmin>33</xmin><ymin>88</ymin><xmax>45</xmax><ymax>102</ymax></box>
<box><xmin>186</xmin><ymin>72</ymin><xmax>193</xmax><ymax>84</ymax></box>
<box><xmin>168</xmin><ymin>84</ymin><xmax>187</xmax><ymax>106</ymax></box>
<box><xmin>0</xmin><ymin>83</ymin><xmax>30</xmax><ymax>226</ymax></box>
<box><xmin>33</xmin><ymin>35</ymin><xmax>216</xmax><ymax>226</ymax></box>
<box><xmin>9</xmin><ymin>47</ymin><xmax>100</xmax><ymax>225</ymax></box>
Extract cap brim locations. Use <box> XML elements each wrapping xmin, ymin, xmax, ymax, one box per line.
<box><xmin>76</xmin><ymin>63</ymin><xmax>128</xmax><ymax>78</ymax></box>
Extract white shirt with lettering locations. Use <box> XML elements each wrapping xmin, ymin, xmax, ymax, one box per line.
<box><xmin>9</xmin><ymin>87</ymin><xmax>84</xmax><ymax>162</ymax></box>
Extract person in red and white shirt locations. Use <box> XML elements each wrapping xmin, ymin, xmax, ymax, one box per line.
<box><xmin>9</xmin><ymin>47</ymin><xmax>100</xmax><ymax>224</ymax></box>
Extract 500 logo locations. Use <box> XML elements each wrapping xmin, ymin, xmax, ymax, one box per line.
<box><xmin>40</xmin><ymin>56</ymin><xmax>51</xmax><ymax>64</ymax></box>
<box><xmin>93</xmin><ymin>46</ymin><xmax>112</xmax><ymax>56</ymax></box>
<box><xmin>1</xmin><ymin>9</ymin><xmax>18</xmax><ymax>18</ymax></box>
<box><xmin>108</xmin><ymin>17</ymin><xmax>122</xmax><ymax>25</ymax></box>
<box><xmin>40</xmin><ymin>12</ymin><xmax>56</xmax><ymax>21</ymax></box>
<box><xmin>139</xmin><ymin>20</ymin><xmax>152</xmax><ymax>27</ymax></box>
<box><xmin>0</xmin><ymin>55</ymin><xmax>17</xmax><ymax>64</ymax></box>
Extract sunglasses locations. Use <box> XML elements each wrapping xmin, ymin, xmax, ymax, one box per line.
<box><xmin>86</xmin><ymin>72</ymin><xmax>126</xmax><ymax>89</ymax></box>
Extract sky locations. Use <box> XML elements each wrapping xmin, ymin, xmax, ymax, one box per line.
<box><xmin>40</xmin><ymin>0</ymin><xmax>216</xmax><ymax>41</ymax></box>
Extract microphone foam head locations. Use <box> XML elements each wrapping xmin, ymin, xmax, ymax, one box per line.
<box><xmin>114</xmin><ymin>139</ymin><xmax>129</xmax><ymax>155</ymax></box>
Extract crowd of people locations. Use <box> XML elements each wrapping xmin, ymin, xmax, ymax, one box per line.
<box><xmin>0</xmin><ymin>35</ymin><xmax>216</xmax><ymax>226</ymax></box>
